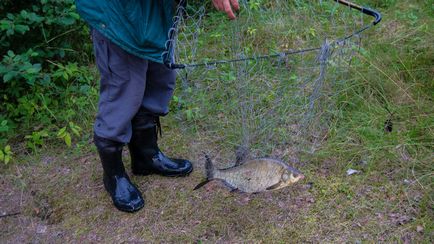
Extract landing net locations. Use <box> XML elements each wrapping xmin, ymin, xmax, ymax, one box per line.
<box><xmin>165</xmin><ymin>0</ymin><xmax>381</xmax><ymax>165</ymax></box>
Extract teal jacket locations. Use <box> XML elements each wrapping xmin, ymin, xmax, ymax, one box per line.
<box><xmin>75</xmin><ymin>0</ymin><xmax>175</xmax><ymax>63</ymax></box>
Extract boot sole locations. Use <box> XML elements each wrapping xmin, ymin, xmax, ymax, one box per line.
<box><xmin>114</xmin><ymin>201</ymin><xmax>144</xmax><ymax>213</ymax></box>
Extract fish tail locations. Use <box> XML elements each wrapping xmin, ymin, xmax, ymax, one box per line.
<box><xmin>193</xmin><ymin>154</ymin><xmax>215</xmax><ymax>191</ymax></box>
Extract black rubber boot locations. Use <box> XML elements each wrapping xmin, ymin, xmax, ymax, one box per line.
<box><xmin>128</xmin><ymin>112</ymin><xmax>193</xmax><ymax>177</ymax></box>
<box><xmin>94</xmin><ymin>134</ymin><xmax>144</xmax><ymax>212</ymax></box>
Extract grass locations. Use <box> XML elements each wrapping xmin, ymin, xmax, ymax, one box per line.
<box><xmin>1</xmin><ymin>0</ymin><xmax>433</xmax><ymax>242</ymax></box>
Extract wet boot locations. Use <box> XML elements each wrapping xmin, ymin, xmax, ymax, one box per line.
<box><xmin>128</xmin><ymin>115</ymin><xmax>193</xmax><ymax>177</ymax></box>
<box><xmin>94</xmin><ymin>134</ymin><xmax>144</xmax><ymax>212</ymax></box>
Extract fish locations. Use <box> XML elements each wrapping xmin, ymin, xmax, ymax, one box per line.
<box><xmin>194</xmin><ymin>155</ymin><xmax>305</xmax><ymax>193</ymax></box>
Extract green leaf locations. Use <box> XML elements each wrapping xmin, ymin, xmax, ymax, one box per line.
<box><xmin>0</xmin><ymin>20</ymin><xmax>11</xmax><ymax>30</ymax></box>
<box><xmin>70</xmin><ymin>127</ymin><xmax>80</xmax><ymax>137</ymax></box>
<box><xmin>69</xmin><ymin>123</ymin><xmax>81</xmax><ymax>136</ymax></box>
<box><xmin>30</xmin><ymin>51</ymin><xmax>39</xmax><ymax>57</ymax></box>
<box><xmin>69</xmin><ymin>12</ymin><xmax>80</xmax><ymax>20</ymax></box>
<box><xmin>6</xmin><ymin>28</ymin><xmax>14</xmax><ymax>36</ymax></box>
<box><xmin>57</xmin><ymin>127</ymin><xmax>67</xmax><ymax>137</ymax></box>
<box><xmin>4</xmin><ymin>155</ymin><xmax>10</xmax><ymax>164</ymax></box>
<box><xmin>0</xmin><ymin>150</ymin><xmax>4</xmax><ymax>162</ymax></box>
<box><xmin>26</xmin><ymin>65</ymin><xmax>42</xmax><ymax>74</ymax></box>
<box><xmin>64</xmin><ymin>133</ymin><xmax>72</xmax><ymax>147</ymax></box>
<box><xmin>28</xmin><ymin>13</ymin><xmax>44</xmax><ymax>23</ymax></box>
<box><xmin>0</xmin><ymin>120</ymin><xmax>8</xmax><ymax>132</ymax></box>
<box><xmin>186</xmin><ymin>109</ymin><xmax>193</xmax><ymax>121</ymax></box>
<box><xmin>20</xmin><ymin>10</ymin><xmax>29</xmax><ymax>18</ymax></box>
<box><xmin>59</xmin><ymin>17</ymin><xmax>75</xmax><ymax>26</ymax></box>
<box><xmin>14</xmin><ymin>25</ymin><xmax>30</xmax><ymax>34</ymax></box>
<box><xmin>3</xmin><ymin>72</ymin><xmax>17</xmax><ymax>82</ymax></box>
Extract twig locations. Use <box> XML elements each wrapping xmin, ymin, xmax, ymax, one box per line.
<box><xmin>0</xmin><ymin>212</ymin><xmax>21</xmax><ymax>218</ymax></box>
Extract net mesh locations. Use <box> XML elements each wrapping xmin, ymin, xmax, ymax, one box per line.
<box><xmin>167</xmin><ymin>0</ymin><xmax>377</xmax><ymax>165</ymax></box>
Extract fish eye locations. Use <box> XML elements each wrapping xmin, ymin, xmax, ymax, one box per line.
<box><xmin>282</xmin><ymin>173</ymin><xmax>289</xmax><ymax>181</ymax></box>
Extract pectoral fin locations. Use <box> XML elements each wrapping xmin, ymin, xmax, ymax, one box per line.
<box><xmin>266</xmin><ymin>181</ymin><xmax>283</xmax><ymax>191</ymax></box>
<box><xmin>222</xmin><ymin>181</ymin><xmax>239</xmax><ymax>192</ymax></box>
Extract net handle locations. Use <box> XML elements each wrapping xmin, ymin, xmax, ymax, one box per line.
<box><xmin>335</xmin><ymin>0</ymin><xmax>382</xmax><ymax>25</ymax></box>
<box><xmin>164</xmin><ymin>0</ymin><xmax>382</xmax><ymax>69</ymax></box>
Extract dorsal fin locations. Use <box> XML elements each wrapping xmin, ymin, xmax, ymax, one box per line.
<box><xmin>204</xmin><ymin>153</ymin><xmax>215</xmax><ymax>179</ymax></box>
<box><xmin>235</xmin><ymin>145</ymin><xmax>249</xmax><ymax>166</ymax></box>
<box><xmin>194</xmin><ymin>153</ymin><xmax>215</xmax><ymax>191</ymax></box>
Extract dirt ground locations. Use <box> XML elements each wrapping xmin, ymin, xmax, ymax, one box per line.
<box><xmin>1</xmin><ymin>138</ymin><xmax>431</xmax><ymax>243</ymax></box>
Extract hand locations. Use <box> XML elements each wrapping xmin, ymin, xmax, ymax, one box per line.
<box><xmin>212</xmin><ymin>0</ymin><xmax>239</xmax><ymax>20</ymax></box>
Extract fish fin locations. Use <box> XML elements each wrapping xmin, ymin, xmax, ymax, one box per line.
<box><xmin>194</xmin><ymin>154</ymin><xmax>216</xmax><ymax>191</ymax></box>
<box><xmin>193</xmin><ymin>179</ymin><xmax>212</xmax><ymax>191</ymax></box>
<box><xmin>266</xmin><ymin>181</ymin><xmax>283</xmax><ymax>191</ymax></box>
<box><xmin>204</xmin><ymin>153</ymin><xmax>214</xmax><ymax>179</ymax></box>
<box><xmin>234</xmin><ymin>157</ymin><xmax>244</xmax><ymax>166</ymax></box>
<box><xmin>222</xmin><ymin>181</ymin><xmax>239</xmax><ymax>192</ymax></box>
<box><xmin>235</xmin><ymin>145</ymin><xmax>249</xmax><ymax>166</ymax></box>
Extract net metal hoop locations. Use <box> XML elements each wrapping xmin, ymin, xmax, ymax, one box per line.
<box><xmin>162</xmin><ymin>0</ymin><xmax>382</xmax><ymax>69</ymax></box>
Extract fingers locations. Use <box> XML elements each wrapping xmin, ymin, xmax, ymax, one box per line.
<box><xmin>223</xmin><ymin>0</ymin><xmax>236</xmax><ymax>20</ymax></box>
<box><xmin>212</xmin><ymin>0</ymin><xmax>222</xmax><ymax>11</ymax></box>
<box><xmin>213</xmin><ymin>0</ymin><xmax>239</xmax><ymax>20</ymax></box>
<box><xmin>230</xmin><ymin>0</ymin><xmax>239</xmax><ymax>11</ymax></box>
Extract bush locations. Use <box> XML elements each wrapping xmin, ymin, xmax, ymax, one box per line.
<box><xmin>0</xmin><ymin>0</ymin><xmax>97</xmax><ymax>160</ymax></box>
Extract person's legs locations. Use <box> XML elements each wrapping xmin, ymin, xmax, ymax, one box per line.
<box><xmin>142</xmin><ymin>61</ymin><xmax>177</xmax><ymax>117</ymax></box>
<box><xmin>92</xmin><ymin>29</ymin><xmax>148</xmax><ymax>212</ymax></box>
<box><xmin>128</xmin><ymin>61</ymin><xmax>193</xmax><ymax>176</ymax></box>
<box><xmin>93</xmin><ymin>32</ymin><xmax>148</xmax><ymax>143</ymax></box>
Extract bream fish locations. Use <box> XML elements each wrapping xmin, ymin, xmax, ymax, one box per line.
<box><xmin>194</xmin><ymin>155</ymin><xmax>305</xmax><ymax>193</ymax></box>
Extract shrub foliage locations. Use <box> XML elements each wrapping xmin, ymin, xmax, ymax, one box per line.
<box><xmin>0</xmin><ymin>0</ymin><xmax>96</xmax><ymax>159</ymax></box>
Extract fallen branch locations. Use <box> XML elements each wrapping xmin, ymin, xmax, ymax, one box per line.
<box><xmin>0</xmin><ymin>212</ymin><xmax>21</xmax><ymax>219</ymax></box>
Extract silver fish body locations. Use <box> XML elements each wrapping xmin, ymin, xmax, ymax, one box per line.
<box><xmin>195</xmin><ymin>156</ymin><xmax>304</xmax><ymax>193</ymax></box>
